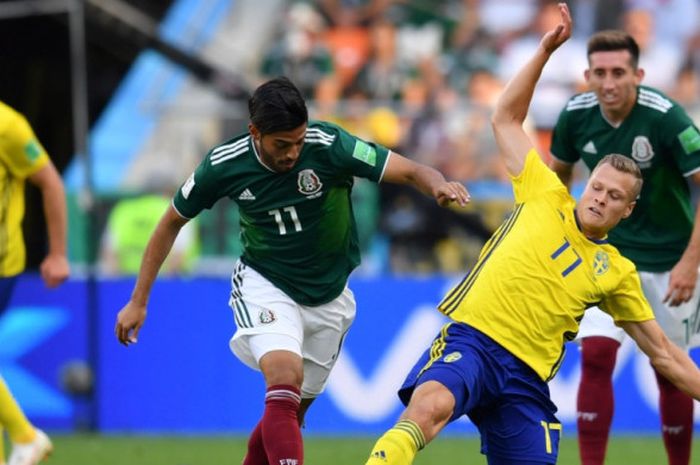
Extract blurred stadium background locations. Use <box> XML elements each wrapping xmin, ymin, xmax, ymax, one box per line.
<box><xmin>2</xmin><ymin>0</ymin><xmax>700</xmax><ymax>463</ymax></box>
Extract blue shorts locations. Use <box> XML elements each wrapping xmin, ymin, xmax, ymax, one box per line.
<box><xmin>0</xmin><ymin>276</ymin><xmax>17</xmax><ymax>314</ymax></box>
<box><xmin>398</xmin><ymin>322</ymin><xmax>561</xmax><ymax>464</ymax></box>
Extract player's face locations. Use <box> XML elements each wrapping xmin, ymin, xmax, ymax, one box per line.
<box><xmin>578</xmin><ymin>163</ymin><xmax>637</xmax><ymax>239</ymax></box>
<box><xmin>585</xmin><ymin>50</ymin><xmax>644</xmax><ymax>122</ymax></box>
<box><xmin>251</xmin><ymin>123</ymin><xmax>307</xmax><ymax>173</ymax></box>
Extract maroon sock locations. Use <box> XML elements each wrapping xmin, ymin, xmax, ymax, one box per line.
<box><xmin>577</xmin><ymin>337</ymin><xmax>620</xmax><ymax>465</ymax></box>
<box><xmin>261</xmin><ymin>384</ymin><xmax>303</xmax><ymax>465</ymax></box>
<box><xmin>655</xmin><ymin>370</ymin><xmax>693</xmax><ymax>465</ymax></box>
<box><xmin>242</xmin><ymin>421</ymin><xmax>268</xmax><ymax>465</ymax></box>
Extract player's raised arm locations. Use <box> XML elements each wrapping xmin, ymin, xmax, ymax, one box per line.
<box><xmin>491</xmin><ymin>2</ymin><xmax>572</xmax><ymax>176</ymax></box>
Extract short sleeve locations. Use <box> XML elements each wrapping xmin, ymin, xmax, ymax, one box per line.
<box><xmin>511</xmin><ymin>149</ymin><xmax>568</xmax><ymax>203</ymax></box>
<box><xmin>599</xmin><ymin>267</ymin><xmax>655</xmax><ymax>324</ymax></box>
<box><xmin>323</xmin><ymin>123</ymin><xmax>391</xmax><ymax>182</ymax></box>
<box><xmin>0</xmin><ymin>111</ymin><xmax>49</xmax><ymax>178</ymax></box>
<box><xmin>661</xmin><ymin>106</ymin><xmax>700</xmax><ymax>176</ymax></box>
<box><xmin>550</xmin><ymin>105</ymin><xmax>581</xmax><ymax>164</ymax></box>
<box><xmin>172</xmin><ymin>154</ymin><xmax>222</xmax><ymax>219</ymax></box>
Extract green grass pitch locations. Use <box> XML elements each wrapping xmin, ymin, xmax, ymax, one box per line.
<box><xmin>38</xmin><ymin>434</ymin><xmax>698</xmax><ymax>464</ymax></box>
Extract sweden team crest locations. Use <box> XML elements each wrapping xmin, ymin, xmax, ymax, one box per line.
<box><xmin>593</xmin><ymin>251</ymin><xmax>609</xmax><ymax>276</ymax></box>
<box><xmin>443</xmin><ymin>352</ymin><xmax>462</xmax><ymax>363</ymax></box>
<box><xmin>297</xmin><ymin>169</ymin><xmax>323</xmax><ymax>196</ymax></box>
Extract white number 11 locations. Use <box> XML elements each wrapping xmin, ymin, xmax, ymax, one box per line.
<box><xmin>269</xmin><ymin>206</ymin><xmax>302</xmax><ymax>235</ymax></box>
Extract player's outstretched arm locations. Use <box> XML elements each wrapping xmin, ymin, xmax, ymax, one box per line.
<box><xmin>491</xmin><ymin>2</ymin><xmax>571</xmax><ymax>177</ymax></box>
<box><xmin>621</xmin><ymin>319</ymin><xmax>700</xmax><ymax>399</ymax></box>
<box><xmin>115</xmin><ymin>205</ymin><xmax>189</xmax><ymax>346</ymax></box>
<box><xmin>382</xmin><ymin>152</ymin><xmax>470</xmax><ymax>208</ymax></box>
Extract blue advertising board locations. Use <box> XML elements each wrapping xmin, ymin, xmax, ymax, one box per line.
<box><xmin>3</xmin><ymin>274</ymin><xmax>700</xmax><ymax>434</ymax></box>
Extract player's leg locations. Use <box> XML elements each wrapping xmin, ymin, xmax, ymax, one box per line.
<box><xmin>257</xmin><ymin>348</ymin><xmax>304</xmax><ymax>465</ymax></box>
<box><xmin>228</xmin><ymin>261</ymin><xmax>305</xmax><ymax>465</ymax></box>
<box><xmin>476</xmin><ymin>331</ymin><xmax>561</xmax><ymax>465</ymax></box>
<box><xmin>576</xmin><ymin>307</ymin><xmax>624</xmax><ymax>465</ymax></box>
<box><xmin>0</xmin><ymin>277</ymin><xmax>39</xmax><ymax>446</ymax></box>
<box><xmin>366</xmin><ymin>323</ymin><xmax>484</xmax><ymax>465</ymax></box>
<box><xmin>366</xmin><ymin>381</ymin><xmax>452</xmax><ymax>465</ymax></box>
<box><xmin>640</xmin><ymin>271</ymin><xmax>697</xmax><ymax>465</ymax></box>
<box><xmin>297</xmin><ymin>285</ymin><xmax>356</xmax><ymax>425</ymax></box>
<box><xmin>655</xmin><ymin>370</ymin><xmax>693</xmax><ymax>465</ymax></box>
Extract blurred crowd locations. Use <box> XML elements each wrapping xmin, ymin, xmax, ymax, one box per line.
<box><xmin>100</xmin><ymin>0</ymin><xmax>700</xmax><ymax>275</ymax></box>
<box><xmin>251</xmin><ymin>0</ymin><xmax>700</xmax><ymax>274</ymax></box>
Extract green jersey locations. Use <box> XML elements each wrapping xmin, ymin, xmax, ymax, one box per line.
<box><xmin>551</xmin><ymin>86</ymin><xmax>700</xmax><ymax>272</ymax></box>
<box><xmin>173</xmin><ymin>120</ymin><xmax>390</xmax><ymax>305</ymax></box>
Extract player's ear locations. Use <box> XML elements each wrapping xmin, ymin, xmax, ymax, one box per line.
<box><xmin>248</xmin><ymin>123</ymin><xmax>260</xmax><ymax>140</ymax></box>
<box><xmin>622</xmin><ymin>200</ymin><xmax>636</xmax><ymax>219</ymax></box>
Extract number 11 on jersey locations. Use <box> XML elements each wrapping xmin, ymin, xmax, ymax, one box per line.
<box><xmin>269</xmin><ymin>206</ymin><xmax>303</xmax><ymax>235</ymax></box>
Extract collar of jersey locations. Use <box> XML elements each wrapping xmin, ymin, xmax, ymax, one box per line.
<box><xmin>573</xmin><ymin>209</ymin><xmax>609</xmax><ymax>245</ymax></box>
<box><xmin>250</xmin><ymin>137</ymin><xmax>278</xmax><ymax>173</ymax></box>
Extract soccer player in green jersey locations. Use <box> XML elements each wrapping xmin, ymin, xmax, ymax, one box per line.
<box><xmin>550</xmin><ymin>30</ymin><xmax>700</xmax><ymax>465</ymax></box>
<box><xmin>114</xmin><ymin>76</ymin><xmax>469</xmax><ymax>465</ymax></box>
<box><xmin>364</xmin><ymin>4</ymin><xmax>700</xmax><ymax>465</ymax></box>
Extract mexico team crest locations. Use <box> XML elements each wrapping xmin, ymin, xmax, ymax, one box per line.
<box><xmin>259</xmin><ymin>309</ymin><xmax>276</xmax><ymax>324</ymax></box>
<box><xmin>297</xmin><ymin>169</ymin><xmax>323</xmax><ymax>196</ymax></box>
<box><xmin>631</xmin><ymin>136</ymin><xmax>654</xmax><ymax>164</ymax></box>
<box><xmin>593</xmin><ymin>251</ymin><xmax>609</xmax><ymax>276</ymax></box>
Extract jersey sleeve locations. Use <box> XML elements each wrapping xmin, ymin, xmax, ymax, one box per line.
<box><xmin>550</xmin><ymin>105</ymin><xmax>580</xmax><ymax>164</ymax></box>
<box><xmin>172</xmin><ymin>153</ymin><xmax>222</xmax><ymax>219</ymax></box>
<box><xmin>0</xmin><ymin>110</ymin><xmax>49</xmax><ymax>178</ymax></box>
<box><xmin>599</xmin><ymin>265</ymin><xmax>655</xmax><ymax>324</ymax></box>
<box><xmin>511</xmin><ymin>149</ymin><xmax>568</xmax><ymax>203</ymax></box>
<box><xmin>325</xmin><ymin>123</ymin><xmax>390</xmax><ymax>182</ymax></box>
<box><xmin>661</xmin><ymin>106</ymin><xmax>700</xmax><ymax>176</ymax></box>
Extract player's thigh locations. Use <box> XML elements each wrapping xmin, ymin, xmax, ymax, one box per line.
<box><xmin>479</xmin><ymin>394</ymin><xmax>561</xmax><ymax>464</ymax></box>
<box><xmin>228</xmin><ymin>261</ymin><xmax>304</xmax><ymax>371</ymax></box>
<box><xmin>298</xmin><ymin>286</ymin><xmax>356</xmax><ymax>397</ymax></box>
<box><xmin>576</xmin><ymin>306</ymin><xmax>625</xmax><ymax>343</ymax></box>
<box><xmin>399</xmin><ymin>323</ymin><xmax>496</xmax><ymax>422</ymax></box>
<box><xmin>640</xmin><ymin>270</ymin><xmax>700</xmax><ymax>348</ymax></box>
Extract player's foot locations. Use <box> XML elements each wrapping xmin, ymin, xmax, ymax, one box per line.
<box><xmin>8</xmin><ymin>429</ymin><xmax>53</xmax><ymax>465</ymax></box>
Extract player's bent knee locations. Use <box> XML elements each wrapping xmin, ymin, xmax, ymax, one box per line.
<box><xmin>581</xmin><ymin>336</ymin><xmax>620</xmax><ymax>375</ymax></box>
<box><xmin>404</xmin><ymin>381</ymin><xmax>455</xmax><ymax>432</ymax></box>
<box><xmin>259</xmin><ymin>350</ymin><xmax>304</xmax><ymax>387</ymax></box>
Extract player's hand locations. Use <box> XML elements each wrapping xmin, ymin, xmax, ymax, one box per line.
<box><xmin>539</xmin><ymin>3</ymin><xmax>572</xmax><ymax>55</ymax></box>
<box><xmin>115</xmin><ymin>301</ymin><xmax>147</xmax><ymax>346</ymax></box>
<box><xmin>39</xmin><ymin>253</ymin><xmax>70</xmax><ymax>288</ymax></box>
<box><xmin>664</xmin><ymin>257</ymin><xmax>699</xmax><ymax>307</ymax></box>
<box><xmin>435</xmin><ymin>181</ymin><xmax>470</xmax><ymax>208</ymax></box>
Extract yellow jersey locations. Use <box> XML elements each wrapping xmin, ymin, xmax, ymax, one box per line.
<box><xmin>438</xmin><ymin>150</ymin><xmax>654</xmax><ymax>381</ymax></box>
<box><xmin>0</xmin><ymin>101</ymin><xmax>49</xmax><ymax>276</ymax></box>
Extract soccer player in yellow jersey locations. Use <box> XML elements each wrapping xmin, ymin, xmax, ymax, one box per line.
<box><xmin>0</xmin><ymin>101</ymin><xmax>69</xmax><ymax>465</ymax></box>
<box><xmin>365</xmin><ymin>4</ymin><xmax>700</xmax><ymax>465</ymax></box>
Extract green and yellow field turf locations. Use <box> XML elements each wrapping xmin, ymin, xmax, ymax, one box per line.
<box><xmin>39</xmin><ymin>434</ymin><xmax>699</xmax><ymax>464</ymax></box>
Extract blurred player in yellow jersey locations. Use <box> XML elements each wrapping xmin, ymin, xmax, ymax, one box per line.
<box><xmin>365</xmin><ymin>4</ymin><xmax>700</xmax><ymax>465</ymax></box>
<box><xmin>0</xmin><ymin>101</ymin><xmax>69</xmax><ymax>465</ymax></box>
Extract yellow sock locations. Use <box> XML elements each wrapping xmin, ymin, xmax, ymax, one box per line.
<box><xmin>0</xmin><ymin>377</ymin><xmax>34</xmax><ymax>444</ymax></box>
<box><xmin>365</xmin><ymin>419</ymin><xmax>426</xmax><ymax>465</ymax></box>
